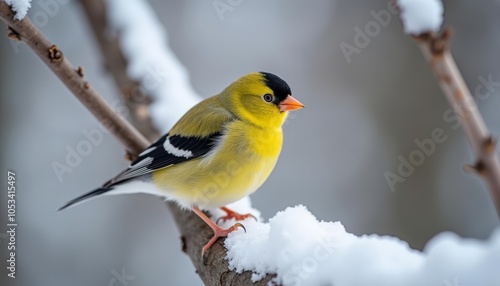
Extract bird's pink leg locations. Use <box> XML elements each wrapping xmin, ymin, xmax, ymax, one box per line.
<box><xmin>192</xmin><ymin>206</ymin><xmax>245</xmax><ymax>258</ymax></box>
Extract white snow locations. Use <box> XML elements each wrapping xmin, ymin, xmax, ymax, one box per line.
<box><xmin>3</xmin><ymin>0</ymin><xmax>31</xmax><ymax>20</ymax></box>
<box><xmin>106</xmin><ymin>0</ymin><xmax>201</xmax><ymax>133</ymax></box>
<box><xmin>219</xmin><ymin>202</ymin><xmax>500</xmax><ymax>286</ymax></box>
<box><xmin>397</xmin><ymin>0</ymin><xmax>444</xmax><ymax>35</ymax></box>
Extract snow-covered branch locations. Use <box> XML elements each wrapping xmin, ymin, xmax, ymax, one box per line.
<box><xmin>171</xmin><ymin>202</ymin><xmax>277</xmax><ymax>286</ymax></box>
<box><xmin>79</xmin><ymin>0</ymin><xmax>160</xmax><ymax>142</ymax></box>
<box><xmin>105</xmin><ymin>0</ymin><xmax>200</xmax><ymax>133</ymax></box>
<box><xmin>0</xmin><ymin>0</ymin><xmax>150</xmax><ymax>155</ymax></box>
<box><xmin>397</xmin><ymin>0</ymin><xmax>500</xmax><ymax>216</ymax></box>
<box><xmin>3</xmin><ymin>0</ymin><xmax>30</xmax><ymax>20</ymax></box>
<box><xmin>219</xmin><ymin>202</ymin><xmax>500</xmax><ymax>285</ymax></box>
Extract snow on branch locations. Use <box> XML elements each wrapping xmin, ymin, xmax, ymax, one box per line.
<box><xmin>3</xmin><ymin>0</ymin><xmax>31</xmax><ymax>20</ymax></box>
<box><xmin>397</xmin><ymin>0</ymin><xmax>443</xmax><ymax>35</ymax></box>
<box><xmin>395</xmin><ymin>0</ymin><xmax>500</xmax><ymax>215</ymax></box>
<box><xmin>79</xmin><ymin>0</ymin><xmax>160</xmax><ymax>142</ymax></box>
<box><xmin>106</xmin><ymin>0</ymin><xmax>201</xmax><ymax>133</ymax></box>
<box><xmin>220</xmin><ymin>203</ymin><xmax>500</xmax><ymax>285</ymax></box>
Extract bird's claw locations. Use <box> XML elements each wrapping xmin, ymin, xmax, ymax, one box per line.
<box><xmin>233</xmin><ymin>222</ymin><xmax>246</xmax><ymax>233</ymax></box>
<box><xmin>216</xmin><ymin>213</ymin><xmax>257</xmax><ymax>224</ymax></box>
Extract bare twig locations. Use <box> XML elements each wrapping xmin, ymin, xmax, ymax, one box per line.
<box><xmin>413</xmin><ymin>30</ymin><xmax>500</xmax><ymax>216</ymax></box>
<box><xmin>0</xmin><ymin>2</ymin><xmax>276</xmax><ymax>284</ymax></box>
<box><xmin>0</xmin><ymin>1</ymin><xmax>149</xmax><ymax>155</ymax></box>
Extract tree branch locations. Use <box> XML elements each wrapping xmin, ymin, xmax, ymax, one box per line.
<box><xmin>0</xmin><ymin>1</ymin><xmax>276</xmax><ymax>284</ymax></box>
<box><xmin>171</xmin><ymin>206</ymin><xmax>277</xmax><ymax>285</ymax></box>
<box><xmin>0</xmin><ymin>1</ymin><xmax>149</xmax><ymax>156</ymax></box>
<box><xmin>413</xmin><ymin>30</ymin><xmax>500</xmax><ymax>216</ymax></box>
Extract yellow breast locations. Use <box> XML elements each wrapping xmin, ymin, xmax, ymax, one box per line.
<box><xmin>152</xmin><ymin>121</ymin><xmax>283</xmax><ymax>209</ymax></box>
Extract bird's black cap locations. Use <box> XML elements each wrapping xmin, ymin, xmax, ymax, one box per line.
<box><xmin>260</xmin><ymin>72</ymin><xmax>292</xmax><ymax>103</ymax></box>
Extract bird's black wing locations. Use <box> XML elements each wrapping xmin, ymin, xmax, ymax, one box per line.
<box><xmin>103</xmin><ymin>132</ymin><xmax>222</xmax><ymax>187</ymax></box>
<box><xmin>58</xmin><ymin>132</ymin><xmax>223</xmax><ymax>211</ymax></box>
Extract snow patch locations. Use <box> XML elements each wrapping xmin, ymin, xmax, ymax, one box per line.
<box><xmin>222</xmin><ymin>203</ymin><xmax>500</xmax><ymax>286</ymax></box>
<box><xmin>106</xmin><ymin>0</ymin><xmax>201</xmax><ymax>132</ymax></box>
<box><xmin>4</xmin><ymin>0</ymin><xmax>32</xmax><ymax>20</ymax></box>
<box><xmin>398</xmin><ymin>0</ymin><xmax>444</xmax><ymax>35</ymax></box>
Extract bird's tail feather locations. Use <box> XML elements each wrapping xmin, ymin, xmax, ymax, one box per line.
<box><xmin>58</xmin><ymin>187</ymin><xmax>113</xmax><ymax>211</ymax></box>
<box><xmin>59</xmin><ymin>180</ymin><xmax>162</xmax><ymax>212</ymax></box>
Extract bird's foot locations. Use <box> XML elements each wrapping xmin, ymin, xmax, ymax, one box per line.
<box><xmin>201</xmin><ymin>222</ymin><xmax>245</xmax><ymax>264</ymax></box>
<box><xmin>216</xmin><ymin>206</ymin><xmax>257</xmax><ymax>224</ymax></box>
<box><xmin>191</xmin><ymin>206</ymin><xmax>250</xmax><ymax>264</ymax></box>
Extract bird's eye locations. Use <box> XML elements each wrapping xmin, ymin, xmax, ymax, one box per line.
<box><xmin>263</xmin><ymin>94</ymin><xmax>274</xmax><ymax>102</ymax></box>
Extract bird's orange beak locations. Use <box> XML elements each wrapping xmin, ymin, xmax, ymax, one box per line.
<box><xmin>279</xmin><ymin>95</ymin><xmax>304</xmax><ymax>112</ymax></box>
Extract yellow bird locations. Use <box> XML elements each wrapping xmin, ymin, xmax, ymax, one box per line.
<box><xmin>59</xmin><ymin>72</ymin><xmax>304</xmax><ymax>256</ymax></box>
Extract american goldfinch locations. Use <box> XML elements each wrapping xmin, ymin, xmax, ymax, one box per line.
<box><xmin>59</xmin><ymin>72</ymin><xmax>304</xmax><ymax>256</ymax></box>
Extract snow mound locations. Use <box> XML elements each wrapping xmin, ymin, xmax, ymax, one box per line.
<box><xmin>222</xmin><ymin>202</ymin><xmax>500</xmax><ymax>286</ymax></box>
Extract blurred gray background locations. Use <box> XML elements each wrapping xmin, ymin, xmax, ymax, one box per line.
<box><xmin>1</xmin><ymin>0</ymin><xmax>499</xmax><ymax>285</ymax></box>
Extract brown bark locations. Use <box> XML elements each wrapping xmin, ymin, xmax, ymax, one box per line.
<box><xmin>171</xmin><ymin>206</ymin><xmax>277</xmax><ymax>285</ymax></box>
